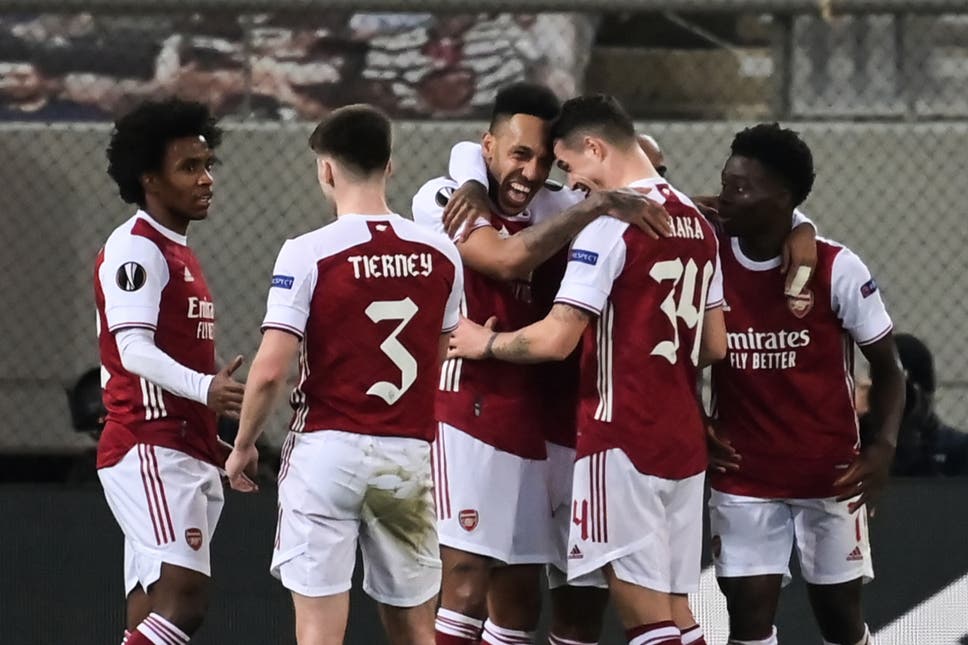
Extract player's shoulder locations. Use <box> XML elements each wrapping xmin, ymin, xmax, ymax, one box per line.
<box><xmin>103</xmin><ymin>213</ymin><xmax>166</xmax><ymax>262</ymax></box>
<box><xmin>389</xmin><ymin>215</ymin><xmax>462</xmax><ymax>269</ymax></box>
<box><xmin>572</xmin><ymin>215</ymin><xmax>629</xmax><ymax>254</ymax></box>
<box><xmin>412</xmin><ymin>176</ymin><xmax>458</xmax><ymax>213</ymax></box>
<box><xmin>817</xmin><ymin>236</ymin><xmax>866</xmax><ymax>272</ymax></box>
<box><xmin>281</xmin><ymin>218</ymin><xmax>371</xmax><ymax>262</ymax></box>
<box><xmin>529</xmin><ymin>181</ymin><xmax>584</xmax><ymax>217</ymax></box>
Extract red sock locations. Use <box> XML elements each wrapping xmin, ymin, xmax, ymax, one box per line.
<box><xmin>436</xmin><ymin>608</ymin><xmax>484</xmax><ymax>644</ymax></box>
<box><xmin>125</xmin><ymin>613</ymin><xmax>190</xmax><ymax>645</ymax></box>
<box><xmin>627</xmin><ymin>620</ymin><xmax>682</xmax><ymax>645</ymax></box>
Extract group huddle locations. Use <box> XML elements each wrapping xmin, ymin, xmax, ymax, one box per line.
<box><xmin>94</xmin><ymin>83</ymin><xmax>904</xmax><ymax>645</ymax></box>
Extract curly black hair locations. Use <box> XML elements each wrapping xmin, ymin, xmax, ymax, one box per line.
<box><xmin>730</xmin><ymin>123</ymin><xmax>815</xmax><ymax>207</ymax></box>
<box><xmin>106</xmin><ymin>98</ymin><xmax>222</xmax><ymax>208</ymax></box>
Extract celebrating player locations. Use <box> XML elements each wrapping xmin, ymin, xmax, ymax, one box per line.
<box><xmin>95</xmin><ymin>98</ymin><xmax>249</xmax><ymax>645</ymax></box>
<box><xmin>707</xmin><ymin>123</ymin><xmax>905</xmax><ymax>645</ymax></box>
<box><xmin>225</xmin><ymin>105</ymin><xmax>463</xmax><ymax>645</ymax></box>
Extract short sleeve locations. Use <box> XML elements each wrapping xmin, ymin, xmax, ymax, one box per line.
<box><xmin>412</xmin><ymin>178</ymin><xmax>490</xmax><ymax>243</ymax></box>
<box><xmin>793</xmin><ymin>208</ymin><xmax>817</xmax><ymax>232</ymax></box>
<box><xmin>100</xmin><ymin>234</ymin><xmax>170</xmax><ymax>332</ymax></box>
<box><xmin>442</xmin><ymin>256</ymin><xmax>464</xmax><ymax>333</ymax></box>
<box><xmin>831</xmin><ymin>247</ymin><xmax>893</xmax><ymax>345</ymax></box>
<box><xmin>706</xmin><ymin>246</ymin><xmax>725</xmax><ymax>309</ymax></box>
<box><xmin>261</xmin><ymin>239</ymin><xmax>318</xmax><ymax>337</ymax></box>
<box><xmin>554</xmin><ymin>218</ymin><xmax>628</xmax><ymax>315</ymax></box>
<box><xmin>448</xmin><ymin>141</ymin><xmax>490</xmax><ymax>188</ymax></box>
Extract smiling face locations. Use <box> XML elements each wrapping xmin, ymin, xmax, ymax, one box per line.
<box><xmin>482</xmin><ymin>113</ymin><xmax>554</xmax><ymax>215</ymax></box>
<box><xmin>144</xmin><ymin>135</ymin><xmax>216</xmax><ymax>222</ymax></box>
<box><xmin>552</xmin><ymin>135</ymin><xmax>610</xmax><ymax>194</ymax></box>
<box><xmin>717</xmin><ymin>154</ymin><xmax>790</xmax><ymax>237</ymax></box>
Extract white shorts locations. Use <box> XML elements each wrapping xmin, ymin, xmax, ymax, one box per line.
<box><xmin>98</xmin><ymin>444</ymin><xmax>224</xmax><ymax>594</ymax></box>
<box><xmin>272</xmin><ymin>431</ymin><xmax>441</xmax><ymax>607</ymax></box>
<box><xmin>567</xmin><ymin>448</ymin><xmax>704</xmax><ymax>594</ymax></box>
<box><xmin>432</xmin><ymin>423</ymin><xmax>553</xmax><ymax>565</ymax></box>
<box><xmin>546</xmin><ymin>442</ymin><xmax>605</xmax><ymax>590</ymax></box>
<box><xmin>709</xmin><ymin>490</ymin><xmax>874</xmax><ymax>586</ymax></box>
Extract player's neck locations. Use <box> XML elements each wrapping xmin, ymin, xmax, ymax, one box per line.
<box><xmin>739</xmin><ymin>220</ymin><xmax>791</xmax><ymax>261</ymax></box>
<box><xmin>333</xmin><ymin>184</ymin><xmax>392</xmax><ymax>218</ymax></box>
<box><xmin>615</xmin><ymin>150</ymin><xmax>660</xmax><ymax>188</ymax></box>
<box><xmin>143</xmin><ymin>203</ymin><xmax>189</xmax><ymax>236</ymax></box>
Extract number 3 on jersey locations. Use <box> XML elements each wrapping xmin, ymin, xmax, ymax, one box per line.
<box><xmin>365</xmin><ymin>297</ymin><xmax>418</xmax><ymax>405</ymax></box>
<box><xmin>649</xmin><ymin>258</ymin><xmax>714</xmax><ymax>366</ymax></box>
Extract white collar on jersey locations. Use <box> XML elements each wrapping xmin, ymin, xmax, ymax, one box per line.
<box><xmin>731</xmin><ymin>236</ymin><xmax>782</xmax><ymax>271</ymax></box>
<box><xmin>135</xmin><ymin>210</ymin><xmax>188</xmax><ymax>246</ymax></box>
<box><xmin>338</xmin><ymin>212</ymin><xmax>398</xmax><ymax>220</ymax></box>
<box><xmin>626</xmin><ymin>176</ymin><xmax>667</xmax><ymax>190</ymax></box>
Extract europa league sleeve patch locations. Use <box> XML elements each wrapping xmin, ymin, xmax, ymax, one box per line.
<box><xmin>860</xmin><ymin>279</ymin><xmax>878</xmax><ymax>298</ymax></box>
<box><xmin>116</xmin><ymin>262</ymin><xmax>147</xmax><ymax>292</ymax></box>
<box><xmin>434</xmin><ymin>186</ymin><xmax>454</xmax><ymax>207</ymax></box>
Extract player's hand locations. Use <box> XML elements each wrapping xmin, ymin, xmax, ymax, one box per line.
<box><xmin>690</xmin><ymin>195</ymin><xmax>720</xmax><ymax>221</ymax></box>
<box><xmin>706</xmin><ymin>420</ymin><xmax>741</xmax><ymax>473</ymax></box>
<box><xmin>781</xmin><ymin>223</ymin><xmax>817</xmax><ymax>297</ymax></box>
<box><xmin>225</xmin><ymin>443</ymin><xmax>259</xmax><ymax>493</ymax></box>
<box><xmin>443</xmin><ymin>181</ymin><xmax>492</xmax><ymax>241</ymax></box>
<box><xmin>595</xmin><ymin>187</ymin><xmax>673</xmax><ymax>239</ymax></box>
<box><xmin>207</xmin><ymin>355</ymin><xmax>245</xmax><ymax>419</ymax></box>
<box><xmin>447</xmin><ymin>315</ymin><xmax>497</xmax><ymax>360</ymax></box>
<box><xmin>834</xmin><ymin>440</ymin><xmax>895</xmax><ymax>516</ymax></box>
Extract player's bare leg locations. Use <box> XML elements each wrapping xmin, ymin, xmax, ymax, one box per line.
<box><xmin>440</xmin><ymin>546</ymin><xmax>490</xmax><ymax>618</ymax></box>
<box><xmin>604</xmin><ymin>566</ymin><xmax>682</xmax><ymax>644</ymax></box>
<box><xmin>379</xmin><ymin>596</ymin><xmax>438</xmax><ymax>645</ymax></box>
<box><xmin>436</xmin><ymin>546</ymin><xmax>489</xmax><ymax>643</ymax></box>
<box><xmin>125</xmin><ymin>586</ymin><xmax>152</xmax><ymax>632</ymax></box>
<box><xmin>147</xmin><ymin>563</ymin><xmax>211</xmax><ymax>634</ymax></box>
<box><xmin>487</xmin><ymin>564</ymin><xmax>543</xmax><ymax>629</ymax></box>
<box><xmin>805</xmin><ymin>578</ymin><xmax>868</xmax><ymax>645</ymax></box>
<box><xmin>549</xmin><ymin>584</ymin><xmax>608</xmax><ymax>643</ymax></box>
<box><xmin>717</xmin><ymin>574</ymin><xmax>783</xmax><ymax>643</ymax></box>
<box><xmin>291</xmin><ymin>591</ymin><xmax>350</xmax><ymax>645</ymax></box>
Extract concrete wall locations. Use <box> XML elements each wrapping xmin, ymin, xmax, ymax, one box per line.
<box><xmin>1</xmin><ymin>120</ymin><xmax>964</xmax><ymax>450</ymax></box>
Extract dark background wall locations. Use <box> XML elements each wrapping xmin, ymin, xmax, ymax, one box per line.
<box><xmin>1</xmin><ymin>479</ymin><xmax>966</xmax><ymax>645</ymax></box>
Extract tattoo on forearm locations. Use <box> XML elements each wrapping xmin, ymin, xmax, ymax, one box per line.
<box><xmin>493</xmin><ymin>333</ymin><xmax>534</xmax><ymax>362</ymax></box>
<box><xmin>517</xmin><ymin>199</ymin><xmax>599</xmax><ymax>262</ymax></box>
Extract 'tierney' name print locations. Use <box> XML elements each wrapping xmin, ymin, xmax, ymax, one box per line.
<box><xmin>347</xmin><ymin>252</ymin><xmax>433</xmax><ymax>280</ymax></box>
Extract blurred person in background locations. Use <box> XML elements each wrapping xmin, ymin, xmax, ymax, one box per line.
<box><xmin>858</xmin><ymin>333</ymin><xmax>968</xmax><ymax>476</ymax></box>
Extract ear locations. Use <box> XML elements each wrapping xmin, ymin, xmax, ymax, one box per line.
<box><xmin>316</xmin><ymin>157</ymin><xmax>335</xmax><ymax>188</ymax></box>
<box><xmin>586</xmin><ymin>136</ymin><xmax>606</xmax><ymax>162</ymax></box>
<box><xmin>140</xmin><ymin>172</ymin><xmax>157</xmax><ymax>196</ymax></box>
<box><xmin>481</xmin><ymin>131</ymin><xmax>496</xmax><ymax>161</ymax></box>
<box><xmin>386</xmin><ymin>158</ymin><xmax>393</xmax><ymax>178</ymax></box>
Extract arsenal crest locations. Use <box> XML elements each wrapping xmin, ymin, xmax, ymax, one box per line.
<box><xmin>458</xmin><ymin>509</ymin><xmax>479</xmax><ymax>532</ymax></box>
<box><xmin>787</xmin><ymin>288</ymin><xmax>814</xmax><ymax>319</ymax></box>
<box><xmin>185</xmin><ymin>528</ymin><xmax>203</xmax><ymax>551</ymax></box>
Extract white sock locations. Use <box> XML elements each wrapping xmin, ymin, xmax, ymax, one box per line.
<box><xmin>136</xmin><ymin>613</ymin><xmax>190</xmax><ymax>645</ymax></box>
<box><xmin>549</xmin><ymin>634</ymin><xmax>598</xmax><ymax>645</ymax></box>
<box><xmin>481</xmin><ymin>618</ymin><xmax>535</xmax><ymax>644</ymax></box>
<box><xmin>822</xmin><ymin>624</ymin><xmax>871</xmax><ymax>645</ymax></box>
<box><xmin>729</xmin><ymin>625</ymin><xmax>778</xmax><ymax>645</ymax></box>
<box><xmin>681</xmin><ymin>624</ymin><xmax>705</xmax><ymax>644</ymax></box>
<box><xmin>435</xmin><ymin>608</ymin><xmax>484</xmax><ymax>641</ymax></box>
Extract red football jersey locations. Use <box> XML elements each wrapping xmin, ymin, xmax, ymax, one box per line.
<box><xmin>412</xmin><ymin>176</ymin><xmax>581</xmax><ymax>458</ymax></box>
<box><xmin>710</xmin><ymin>236</ymin><xmax>893</xmax><ymax>498</ymax></box>
<box><xmin>532</xmin><ymin>247</ymin><xmax>580</xmax><ymax>449</ymax></box>
<box><xmin>95</xmin><ymin>212</ymin><xmax>218</xmax><ymax>468</ymax></box>
<box><xmin>261</xmin><ymin>214</ymin><xmax>463</xmax><ymax>443</ymax></box>
<box><xmin>555</xmin><ymin>179</ymin><xmax>723</xmax><ymax>479</ymax></box>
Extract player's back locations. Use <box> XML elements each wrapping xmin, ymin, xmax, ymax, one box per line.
<box><xmin>265</xmin><ymin>213</ymin><xmax>462</xmax><ymax>443</ymax></box>
<box><xmin>566</xmin><ymin>179</ymin><xmax>721</xmax><ymax>479</ymax></box>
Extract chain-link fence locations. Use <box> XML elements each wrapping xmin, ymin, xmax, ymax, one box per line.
<box><xmin>1</xmin><ymin>1</ymin><xmax>965</xmax><ymax>455</ymax></box>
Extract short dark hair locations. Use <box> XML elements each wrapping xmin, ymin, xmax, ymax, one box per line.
<box><xmin>730</xmin><ymin>123</ymin><xmax>816</xmax><ymax>207</ymax></box>
<box><xmin>309</xmin><ymin>104</ymin><xmax>392</xmax><ymax>177</ymax></box>
<box><xmin>107</xmin><ymin>98</ymin><xmax>222</xmax><ymax>208</ymax></box>
<box><xmin>550</xmin><ymin>94</ymin><xmax>637</xmax><ymax>148</ymax></box>
<box><xmin>489</xmin><ymin>82</ymin><xmax>561</xmax><ymax>132</ymax></box>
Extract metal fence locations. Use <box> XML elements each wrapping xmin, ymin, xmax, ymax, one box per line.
<box><xmin>0</xmin><ymin>1</ymin><xmax>965</xmax><ymax>453</ymax></box>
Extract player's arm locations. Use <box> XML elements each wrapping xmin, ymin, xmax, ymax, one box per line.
<box><xmin>449</xmin><ymin>304</ymin><xmax>590</xmax><ymax>364</ymax></box>
<box><xmin>830</xmin><ymin>250</ymin><xmax>904</xmax><ymax>514</ymax></box>
<box><xmin>101</xmin><ymin>235</ymin><xmax>243</xmax><ymax>415</ymax></box>
<box><xmin>782</xmin><ymin>208</ymin><xmax>818</xmax><ymax>296</ymax></box>
<box><xmin>698</xmin><ymin>250</ymin><xmax>728</xmax><ymax>367</ymax></box>
<box><xmin>227</xmin><ymin>239</ymin><xmax>315</xmax><ymax>491</ymax></box>
<box><xmin>458</xmin><ymin>188</ymin><xmax>668</xmax><ymax>282</ymax></box>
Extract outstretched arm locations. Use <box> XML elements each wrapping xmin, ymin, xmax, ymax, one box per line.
<box><xmin>449</xmin><ymin>304</ymin><xmax>590</xmax><ymax>364</ymax></box>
